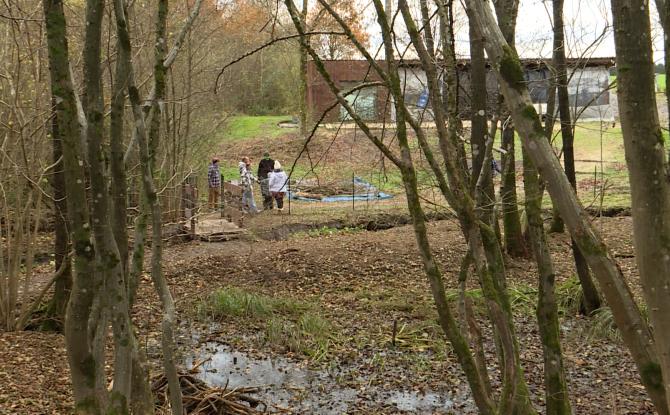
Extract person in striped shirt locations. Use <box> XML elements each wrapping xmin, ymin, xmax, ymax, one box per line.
<box><xmin>207</xmin><ymin>158</ymin><xmax>221</xmax><ymax>210</ymax></box>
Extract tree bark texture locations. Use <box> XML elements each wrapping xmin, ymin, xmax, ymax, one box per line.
<box><xmin>299</xmin><ymin>0</ymin><xmax>309</xmax><ymax>137</ymax></box>
<box><xmin>466</xmin><ymin>1</ymin><xmax>669</xmax><ymax>412</ymax></box>
<box><xmin>46</xmin><ymin>97</ymin><xmax>72</xmax><ymax>331</ymax></box>
<box><xmin>522</xmin><ymin>147</ymin><xmax>572</xmax><ymax>415</ymax></box>
<box><xmin>82</xmin><ymin>0</ymin><xmax>136</xmax><ymax>410</ymax></box>
<box><xmin>494</xmin><ymin>0</ymin><xmax>527</xmax><ymax>258</ymax></box>
<box><xmin>612</xmin><ymin>0</ymin><xmax>670</xmax><ymax>410</ymax></box>
<box><xmin>111</xmin><ymin>0</ymin><xmax>184</xmax><ymax>411</ymax></box>
<box><xmin>43</xmin><ymin>0</ymin><xmax>101</xmax><ymax>411</ymax></box>
<box><xmin>553</xmin><ymin>0</ymin><xmax>602</xmax><ymax>315</ymax></box>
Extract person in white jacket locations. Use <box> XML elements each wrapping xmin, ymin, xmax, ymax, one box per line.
<box><xmin>268</xmin><ymin>161</ymin><xmax>288</xmax><ymax>211</ymax></box>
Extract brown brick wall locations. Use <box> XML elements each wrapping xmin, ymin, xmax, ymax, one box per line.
<box><xmin>307</xmin><ymin>60</ymin><xmax>391</xmax><ymax>123</ymax></box>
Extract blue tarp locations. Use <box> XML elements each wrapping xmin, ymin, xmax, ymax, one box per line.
<box><xmin>289</xmin><ymin>177</ymin><xmax>394</xmax><ymax>202</ymax></box>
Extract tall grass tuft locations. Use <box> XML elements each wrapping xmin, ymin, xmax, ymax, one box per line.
<box><xmin>556</xmin><ymin>275</ymin><xmax>584</xmax><ymax>316</ymax></box>
<box><xmin>199</xmin><ymin>287</ymin><xmax>273</xmax><ymax>319</ymax></box>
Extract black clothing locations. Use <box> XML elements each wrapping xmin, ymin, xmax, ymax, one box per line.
<box><xmin>257</xmin><ymin>158</ymin><xmax>275</xmax><ymax>179</ymax></box>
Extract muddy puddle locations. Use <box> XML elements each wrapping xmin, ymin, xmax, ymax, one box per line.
<box><xmin>186</xmin><ymin>342</ymin><xmax>468</xmax><ymax>414</ymax></box>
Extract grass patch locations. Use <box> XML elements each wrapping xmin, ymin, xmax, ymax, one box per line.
<box><xmin>586</xmin><ymin>304</ymin><xmax>650</xmax><ymax>343</ymax></box>
<box><xmin>199</xmin><ymin>287</ymin><xmax>333</xmax><ymax>360</ymax></box>
<box><xmin>292</xmin><ymin>225</ymin><xmax>365</xmax><ymax>239</ymax></box>
<box><xmin>200</xmin><ymin>287</ymin><xmax>275</xmax><ymax>318</ymax></box>
<box><xmin>221</xmin><ymin>115</ymin><xmax>292</xmax><ymax>142</ymax></box>
<box><xmin>391</xmin><ymin>321</ymin><xmax>445</xmax><ymax>353</ymax></box>
<box><xmin>199</xmin><ymin>287</ymin><xmax>311</xmax><ymax>320</ymax></box>
<box><xmin>265</xmin><ymin>313</ymin><xmax>332</xmax><ymax>360</ymax></box>
<box><xmin>658</xmin><ymin>74</ymin><xmax>666</xmax><ymax>93</ymax></box>
<box><xmin>555</xmin><ymin>275</ymin><xmax>583</xmax><ymax>316</ymax></box>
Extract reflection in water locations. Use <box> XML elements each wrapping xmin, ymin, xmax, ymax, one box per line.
<box><xmin>186</xmin><ymin>342</ymin><xmax>459</xmax><ymax>414</ymax></box>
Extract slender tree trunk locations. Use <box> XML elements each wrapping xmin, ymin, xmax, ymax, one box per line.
<box><xmin>469</xmin><ymin>21</ymin><xmax>489</xmax><ymax>188</ymax></box>
<box><xmin>110</xmin><ymin>4</ymin><xmax>154</xmax><ymax>413</ymax></box>
<box><xmin>494</xmin><ymin>0</ymin><xmax>527</xmax><ymax>258</ymax></box>
<box><xmin>552</xmin><ymin>0</ymin><xmax>602</xmax><ymax>315</ymax></box>
<box><xmin>299</xmin><ymin>0</ymin><xmax>309</xmax><ymax>137</ymax></box>
<box><xmin>43</xmin><ymin>0</ymin><xmax>102</xmax><ymax>411</ymax></box>
<box><xmin>522</xmin><ymin>147</ymin><xmax>572</xmax><ymax>414</ymax></box>
<box><xmin>110</xmin><ymin>8</ymin><xmax>129</xmax><ymax>276</ymax></box>
<box><xmin>112</xmin><ymin>0</ymin><xmax>184</xmax><ymax>411</ymax></box>
<box><xmin>500</xmin><ymin>126</ymin><xmax>526</xmax><ymax>256</ymax></box>
<box><xmin>612</xmin><ymin>0</ymin><xmax>670</xmax><ymax>410</ymax></box>
<box><xmin>466</xmin><ymin>1</ymin><xmax>669</xmax><ymax>411</ymax></box>
<box><xmin>404</xmin><ymin>2</ymin><xmax>535</xmax><ymax>412</ymax></box>
<box><xmin>82</xmin><ymin>0</ymin><xmax>136</xmax><ymax>410</ymax></box>
<box><xmin>45</xmin><ymin>98</ymin><xmax>72</xmax><ymax>331</ymax></box>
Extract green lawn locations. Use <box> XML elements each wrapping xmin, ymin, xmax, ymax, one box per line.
<box><xmin>658</xmin><ymin>73</ymin><xmax>666</xmax><ymax>92</ymax></box>
<box><xmin>221</xmin><ymin>115</ymin><xmax>292</xmax><ymax>142</ymax></box>
<box><xmin>610</xmin><ymin>74</ymin><xmax>665</xmax><ymax>92</ymax></box>
<box><xmin>209</xmin><ymin>115</ymin><xmax>295</xmax><ymax>181</ymax></box>
<box><xmin>490</xmin><ymin>122</ymin><xmax>631</xmax><ymax>209</ymax></box>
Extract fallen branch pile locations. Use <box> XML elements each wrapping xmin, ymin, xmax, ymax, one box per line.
<box><xmin>152</xmin><ymin>369</ymin><xmax>266</xmax><ymax>414</ymax></box>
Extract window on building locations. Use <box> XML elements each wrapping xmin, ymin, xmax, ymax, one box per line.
<box><xmin>339</xmin><ymin>83</ymin><xmax>378</xmax><ymax>121</ymax></box>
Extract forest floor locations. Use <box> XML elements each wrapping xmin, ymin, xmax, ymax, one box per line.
<box><xmin>0</xmin><ymin>210</ymin><xmax>654</xmax><ymax>414</ymax></box>
<box><xmin>0</xmin><ymin>118</ymin><xmax>647</xmax><ymax>414</ymax></box>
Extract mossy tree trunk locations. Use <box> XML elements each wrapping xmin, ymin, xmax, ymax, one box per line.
<box><xmin>465</xmin><ymin>1</ymin><xmax>669</xmax><ymax>412</ymax></box>
<box><xmin>111</xmin><ymin>0</ymin><xmax>183</xmax><ymax>411</ymax></box>
<box><xmin>82</xmin><ymin>0</ymin><xmax>137</xmax><ymax>410</ymax></box>
<box><xmin>553</xmin><ymin>0</ymin><xmax>602</xmax><ymax>315</ymax></box>
<box><xmin>522</xmin><ymin>147</ymin><xmax>572</xmax><ymax>414</ymax></box>
<box><xmin>44</xmin><ymin>98</ymin><xmax>72</xmax><ymax>331</ymax></box>
<box><xmin>612</xmin><ymin>0</ymin><xmax>670</xmax><ymax>410</ymax></box>
<box><xmin>109</xmin><ymin>3</ymin><xmax>154</xmax><ymax>413</ymax></box>
<box><xmin>469</xmin><ymin>20</ymin><xmax>489</xmax><ymax>190</ymax></box>
<box><xmin>494</xmin><ymin>0</ymin><xmax>528</xmax><ymax>259</ymax></box>
<box><xmin>43</xmin><ymin>0</ymin><xmax>102</xmax><ymax>411</ymax></box>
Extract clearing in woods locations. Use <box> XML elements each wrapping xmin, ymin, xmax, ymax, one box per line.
<box><xmin>0</xmin><ymin>116</ymin><xmax>649</xmax><ymax>414</ymax></box>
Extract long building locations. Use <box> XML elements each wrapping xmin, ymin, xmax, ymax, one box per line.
<box><xmin>306</xmin><ymin>58</ymin><xmax>616</xmax><ymax>124</ymax></box>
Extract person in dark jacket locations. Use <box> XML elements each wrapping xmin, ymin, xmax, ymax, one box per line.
<box><xmin>257</xmin><ymin>152</ymin><xmax>275</xmax><ymax>210</ymax></box>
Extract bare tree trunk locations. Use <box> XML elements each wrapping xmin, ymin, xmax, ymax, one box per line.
<box><xmin>110</xmin><ymin>5</ymin><xmax>129</xmax><ymax>276</ymax></box>
<box><xmin>43</xmin><ymin>0</ymin><xmax>102</xmax><ymax>410</ymax></box>
<box><xmin>469</xmin><ymin>21</ymin><xmax>489</xmax><ymax>188</ymax></box>
<box><xmin>494</xmin><ymin>0</ymin><xmax>527</xmax><ymax>259</ymax></box>
<box><xmin>299</xmin><ymin>0</ymin><xmax>309</xmax><ymax>137</ymax></box>
<box><xmin>45</xmin><ymin>97</ymin><xmax>72</xmax><ymax>331</ymax></box>
<box><xmin>465</xmin><ymin>1</ymin><xmax>669</xmax><ymax>412</ymax></box>
<box><xmin>82</xmin><ymin>0</ymin><xmax>135</xmax><ymax>409</ymax></box>
<box><xmin>522</xmin><ymin>147</ymin><xmax>572</xmax><ymax>414</ymax></box>
<box><xmin>553</xmin><ymin>0</ymin><xmax>602</xmax><ymax>315</ymax></box>
<box><xmin>612</xmin><ymin>0</ymin><xmax>670</xmax><ymax>410</ymax></box>
<box><xmin>112</xmin><ymin>0</ymin><xmax>184</xmax><ymax>411</ymax></box>
<box><xmin>110</xmin><ymin>4</ymin><xmax>154</xmax><ymax>413</ymax></box>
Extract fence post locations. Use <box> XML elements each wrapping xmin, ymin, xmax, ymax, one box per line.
<box><xmin>181</xmin><ymin>174</ymin><xmax>198</xmax><ymax>238</ymax></box>
<box><xmin>224</xmin><ymin>173</ymin><xmax>226</xmax><ymax>219</ymax></box>
<box><xmin>352</xmin><ymin>172</ymin><xmax>355</xmax><ymax>211</ymax></box>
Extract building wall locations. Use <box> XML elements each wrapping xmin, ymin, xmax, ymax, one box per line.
<box><xmin>307</xmin><ymin>60</ymin><xmax>615</xmax><ymax>123</ymax></box>
<box><xmin>307</xmin><ymin>60</ymin><xmax>389</xmax><ymax>123</ymax></box>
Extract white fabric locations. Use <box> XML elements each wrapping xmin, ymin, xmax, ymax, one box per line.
<box><xmin>268</xmin><ymin>171</ymin><xmax>288</xmax><ymax>193</ymax></box>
